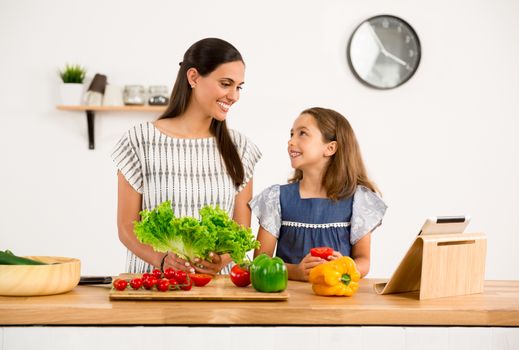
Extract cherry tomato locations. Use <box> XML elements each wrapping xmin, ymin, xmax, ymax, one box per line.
<box><xmin>230</xmin><ymin>264</ymin><xmax>251</xmax><ymax>287</ymax></box>
<box><xmin>142</xmin><ymin>273</ymin><xmax>153</xmax><ymax>280</ymax></box>
<box><xmin>130</xmin><ymin>278</ymin><xmax>143</xmax><ymax>290</ymax></box>
<box><xmin>180</xmin><ymin>276</ymin><xmax>193</xmax><ymax>291</ymax></box>
<box><xmin>189</xmin><ymin>273</ymin><xmax>213</xmax><ymax>287</ymax></box>
<box><xmin>113</xmin><ymin>279</ymin><xmax>128</xmax><ymax>291</ymax></box>
<box><xmin>164</xmin><ymin>267</ymin><xmax>176</xmax><ymax>280</ymax></box>
<box><xmin>143</xmin><ymin>276</ymin><xmax>158</xmax><ymax>290</ymax></box>
<box><xmin>152</xmin><ymin>269</ymin><xmax>163</xmax><ymax>279</ymax></box>
<box><xmin>169</xmin><ymin>279</ymin><xmax>179</xmax><ymax>290</ymax></box>
<box><xmin>173</xmin><ymin>270</ymin><xmax>188</xmax><ymax>284</ymax></box>
<box><xmin>310</xmin><ymin>247</ymin><xmax>333</xmax><ymax>260</ymax></box>
<box><xmin>157</xmin><ymin>279</ymin><xmax>170</xmax><ymax>292</ymax></box>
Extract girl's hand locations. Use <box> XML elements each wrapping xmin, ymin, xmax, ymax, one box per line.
<box><xmin>192</xmin><ymin>252</ymin><xmax>224</xmax><ymax>276</ymax></box>
<box><xmin>297</xmin><ymin>253</ymin><xmax>326</xmax><ymax>281</ymax></box>
<box><xmin>327</xmin><ymin>250</ymin><xmax>343</xmax><ymax>261</ymax></box>
<box><xmin>163</xmin><ymin>252</ymin><xmax>195</xmax><ymax>274</ymax></box>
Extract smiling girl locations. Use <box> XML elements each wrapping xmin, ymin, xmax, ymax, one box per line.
<box><xmin>112</xmin><ymin>38</ymin><xmax>261</xmax><ymax>275</ymax></box>
<box><xmin>250</xmin><ymin>107</ymin><xmax>386</xmax><ymax>281</ymax></box>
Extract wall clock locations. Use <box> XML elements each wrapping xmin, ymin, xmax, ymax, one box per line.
<box><xmin>347</xmin><ymin>15</ymin><xmax>421</xmax><ymax>89</ymax></box>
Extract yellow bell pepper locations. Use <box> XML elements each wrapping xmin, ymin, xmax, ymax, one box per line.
<box><xmin>308</xmin><ymin>256</ymin><xmax>361</xmax><ymax>297</ymax></box>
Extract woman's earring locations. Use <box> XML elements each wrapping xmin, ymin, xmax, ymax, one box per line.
<box><xmin>191</xmin><ymin>84</ymin><xmax>195</xmax><ymax>89</ymax></box>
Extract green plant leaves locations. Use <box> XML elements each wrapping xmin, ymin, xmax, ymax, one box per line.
<box><xmin>59</xmin><ymin>64</ymin><xmax>86</xmax><ymax>83</ymax></box>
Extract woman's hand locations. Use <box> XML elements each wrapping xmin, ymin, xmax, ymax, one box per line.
<box><xmin>163</xmin><ymin>253</ymin><xmax>195</xmax><ymax>274</ymax></box>
<box><xmin>295</xmin><ymin>253</ymin><xmax>327</xmax><ymax>281</ymax></box>
<box><xmin>191</xmin><ymin>253</ymin><xmax>224</xmax><ymax>276</ymax></box>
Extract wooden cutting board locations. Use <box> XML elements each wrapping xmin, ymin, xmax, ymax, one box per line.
<box><xmin>109</xmin><ymin>274</ymin><xmax>289</xmax><ymax>301</ymax></box>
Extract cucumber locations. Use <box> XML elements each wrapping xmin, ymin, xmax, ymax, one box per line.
<box><xmin>0</xmin><ymin>250</ymin><xmax>47</xmax><ymax>265</ymax></box>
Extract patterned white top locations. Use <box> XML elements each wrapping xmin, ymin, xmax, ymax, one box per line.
<box><xmin>112</xmin><ymin>122</ymin><xmax>261</xmax><ymax>273</ymax></box>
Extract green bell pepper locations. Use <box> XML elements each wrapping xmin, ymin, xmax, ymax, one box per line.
<box><xmin>250</xmin><ymin>254</ymin><xmax>288</xmax><ymax>293</ymax></box>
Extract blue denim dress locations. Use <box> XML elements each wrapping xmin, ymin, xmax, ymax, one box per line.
<box><xmin>249</xmin><ymin>182</ymin><xmax>387</xmax><ymax>265</ymax></box>
<box><xmin>276</xmin><ymin>183</ymin><xmax>353</xmax><ymax>264</ymax></box>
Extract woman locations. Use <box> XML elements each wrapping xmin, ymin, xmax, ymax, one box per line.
<box><xmin>112</xmin><ymin>38</ymin><xmax>261</xmax><ymax>275</ymax></box>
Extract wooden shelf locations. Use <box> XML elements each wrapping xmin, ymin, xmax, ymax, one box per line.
<box><xmin>57</xmin><ymin>105</ymin><xmax>166</xmax><ymax>112</ymax></box>
<box><xmin>57</xmin><ymin>105</ymin><xmax>167</xmax><ymax>149</ymax></box>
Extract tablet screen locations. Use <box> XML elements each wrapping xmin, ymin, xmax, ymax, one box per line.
<box><xmin>419</xmin><ymin>216</ymin><xmax>471</xmax><ymax>235</ymax></box>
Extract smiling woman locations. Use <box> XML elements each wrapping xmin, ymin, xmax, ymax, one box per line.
<box><xmin>111</xmin><ymin>38</ymin><xmax>261</xmax><ymax>276</ymax></box>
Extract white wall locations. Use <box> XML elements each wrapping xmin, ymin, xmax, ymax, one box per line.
<box><xmin>1</xmin><ymin>0</ymin><xmax>518</xmax><ymax>279</ymax></box>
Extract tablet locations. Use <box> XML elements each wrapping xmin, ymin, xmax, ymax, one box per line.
<box><xmin>418</xmin><ymin>216</ymin><xmax>471</xmax><ymax>235</ymax></box>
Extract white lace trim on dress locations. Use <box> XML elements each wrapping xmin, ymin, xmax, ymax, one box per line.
<box><xmin>281</xmin><ymin>221</ymin><xmax>351</xmax><ymax>229</ymax></box>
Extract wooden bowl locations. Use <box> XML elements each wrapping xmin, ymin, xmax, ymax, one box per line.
<box><xmin>0</xmin><ymin>256</ymin><xmax>81</xmax><ymax>296</ymax></box>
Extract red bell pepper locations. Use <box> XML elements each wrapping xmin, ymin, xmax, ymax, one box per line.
<box><xmin>310</xmin><ymin>247</ymin><xmax>333</xmax><ymax>260</ymax></box>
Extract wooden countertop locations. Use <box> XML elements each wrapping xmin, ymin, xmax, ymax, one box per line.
<box><xmin>1</xmin><ymin>279</ymin><xmax>519</xmax><ymax>326</ymax></box>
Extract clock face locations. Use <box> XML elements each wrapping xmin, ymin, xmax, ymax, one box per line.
<box><xmin>348</xmin><ymin>15</ymin><xmax>421</xmax><ymax>89</ymax></box>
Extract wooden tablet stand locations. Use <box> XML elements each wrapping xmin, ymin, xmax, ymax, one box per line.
<box><xmin>374</xmin><ymin>232</ymin><xmax>487</xmax><ymax>300</ymax></box>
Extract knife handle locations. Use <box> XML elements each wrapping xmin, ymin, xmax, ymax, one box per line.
<box><xmin>79</xmin><ymin>276</ymin><xmax>113</xmax><ymax>285</ymax></box>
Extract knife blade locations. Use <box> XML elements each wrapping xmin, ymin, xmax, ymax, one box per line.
<box><xmin>79</xmin><ymin>276</ymin><xmax>113</xmax><ymax>285</ymax></box>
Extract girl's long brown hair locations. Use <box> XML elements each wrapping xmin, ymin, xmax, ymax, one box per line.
<box><xmin>289</xmin><ymin>107</ymin><xmax>379</xmax><ymax>200</ymax></box>
<box><xmin>159</xmin><ymin>38</ymin><xmax>244</xmax><ymax>187</ymax></box>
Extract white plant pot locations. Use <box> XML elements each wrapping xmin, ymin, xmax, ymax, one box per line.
<box><xmin>59</xmin><ymin>83</ymin><xmax>85</xmax><ymax>105</ymax></box>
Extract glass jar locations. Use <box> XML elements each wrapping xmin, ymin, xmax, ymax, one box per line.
<box><xmin>148</xmin><ymin>85</ymin><xmax>169</xmax><ymax>106</ymax></box>
<box><xmin>123</xmin><ymin>85</ymin><xmax>145</xmax><ymax>105</ymax></box>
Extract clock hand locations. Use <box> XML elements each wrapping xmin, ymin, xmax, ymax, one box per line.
<box><xmin>366</xmin><ymin>24</ymin><xmax>386</xmax><ymax>52</ymax></box>
<box><xmin>366</xmin><ymin>22</ymin><xmax>411</xmax><ymax>70</ymax></box>
<box><xmin>384</xmin><ymin>50</ymin><xmax>407</xmax><ymax>66</ymax></box>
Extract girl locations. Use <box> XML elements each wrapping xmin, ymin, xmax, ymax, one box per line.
<box><xmin>112</xmin><ymin>38</ymin><xmax>261</xmax><ymax>275</ymax></box>
<box><xmin>250</xmin><ymin>107</ymin><xmax>386</xmax><ymax>281</ymax></box>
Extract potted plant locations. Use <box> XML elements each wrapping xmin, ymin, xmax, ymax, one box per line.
<box><xmin>58</xmin><ymin>64</ymin><xmax>86</xmax><ymax>105</ymax></box>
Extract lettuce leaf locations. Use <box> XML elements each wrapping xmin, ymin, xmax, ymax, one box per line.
<box><xmin>201</xmin><ymin>205</ymin><xmax>260</xmax><ymax>263</ymax></box>
<box><xmin>133</xmin><ymin>201</ymin><xmax>259</xmax><ymax>264</ymax></box>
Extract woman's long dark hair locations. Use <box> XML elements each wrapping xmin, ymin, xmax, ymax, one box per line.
<box><xmin>159</xmin><ymin>38</ymin><xmax>245</xmax><ymax>187</ymax></box>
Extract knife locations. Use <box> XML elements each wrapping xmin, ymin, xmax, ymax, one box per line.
<box><xmin>79</xmin><ymin>276</ymin><xmax>113</xmax><ymax>285</ymax></box>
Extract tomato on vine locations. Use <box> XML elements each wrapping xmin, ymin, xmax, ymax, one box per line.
<box><xmin>173</xmin><ymin>270</ymin><xmax>188</xmax><ymax>284</ymax></box>
<box><xmin>152</xmin><ymin>269</ymin><xmax>163</xmax><ymax>279</ymax></box>
<box><xmin>113</xmin><ymin>279</ymin><xmax>128</xmax><ymax>291</ymax></box>
<box><xmin>157</xmin><ymin>279</ymin><xmax>170</xmax><ymax>292</ymax></box>
<box><xmin>143</xmin><ymin>276</ymin><xmax>158</xmax><ymax>290</ymax></box>
<box><xmin>169</xmin><ymin>279</ymin><xmax>179</xmax><ymax>290</ymax></box>
<box><xmin>130</xmin><ymin>278</ymin><xmax>143</xmax><ymax>290</ymax></box>
<box><xmin>164</xmin><ymin>267</ymin><xmax>176</xmax><ymax>280</ymax></box>
<box><xmin>180</xmin><ymin>276</ymin><xmax>193</xmax><ymax>291</ymax></box>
